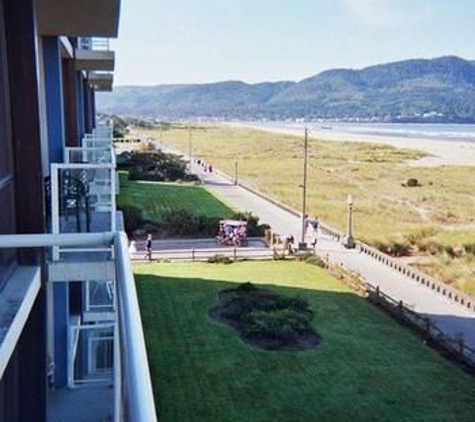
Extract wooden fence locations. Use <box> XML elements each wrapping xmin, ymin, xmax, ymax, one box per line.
<box><xmin>329</xmin><ymin>262</ymin><xmax>475</xmax><ymax>371</ymax></box>
<box><xmin>357</xmin><ymin>243</ymin><xmax>475</xmax><ymax>312</ymax></box>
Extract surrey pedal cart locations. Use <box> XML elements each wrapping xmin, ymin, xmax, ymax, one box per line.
<box><xmin>217</xmin><ymin>220</ymin><xmax>248</xmax><ymax>247</ymax></box>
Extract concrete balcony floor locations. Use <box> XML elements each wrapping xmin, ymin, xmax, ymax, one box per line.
<box><xmin>48</xmin><ymin>384</ymin><xmax>113</xmax><ymax>422</ymax></box>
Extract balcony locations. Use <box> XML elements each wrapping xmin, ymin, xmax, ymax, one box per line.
<box><xmin>88</xmin><ymin>71</ymin><xmax>114</xmax><ymax>91</ymax></box>
<box><xmin>76</xmin><ymin>38</ymin><xmax>115</xmax><ymax>72</ymax></box>
<box><xmin>0</xmin><ymin>124</ymin><xmax>157</xmax><ymax>421</ymax></box>
<box><xmin>0</xmin><ymin>233</ymin><xmax>158</xmax><ymax>422</ymax></box>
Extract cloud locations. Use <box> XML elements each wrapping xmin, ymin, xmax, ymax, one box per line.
<box><xmin>344</xmin><ymin>0</ymin><xmax>431</xmax><ymax>27</ymax></box>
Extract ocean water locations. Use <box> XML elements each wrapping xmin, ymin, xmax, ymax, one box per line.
<box><xmin>330</xmin><ymin>123</ymin><xmax>475</xmax><ymax>141</ymax></box>
<box><xmin>254</xmin><ymin>121</ymin><xmax>475</xmax><ymax>142</ymax></box>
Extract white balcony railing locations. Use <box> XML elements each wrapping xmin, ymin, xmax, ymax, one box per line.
<box><xmin>64</xmin><ymin>147</ymin><xmax>115</xmax><ymax>165</ymax></box>
<box><xmin>0</xmin><ymin>232</ymin><xmax>158</xmax><ymax>422</ymax></box>
<box><xmin>50</xmin><ymin>163</ymin><xmax>117</xmax><ymax>256</ymax></box>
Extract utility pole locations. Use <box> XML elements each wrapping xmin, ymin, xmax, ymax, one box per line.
<box><xmin>234</xmin><ymin>160</ymin><xmax>239</xmax><ymax>185</ymax></box>
<box><xmin>300</xmin><ymin>127</ymin><xmax>309</xmax><ymax>248</ymax></box>
<box><xmin>188</xmin><ymin>126</ymin><xmax>193</xmax><ymax>173</ymax></box>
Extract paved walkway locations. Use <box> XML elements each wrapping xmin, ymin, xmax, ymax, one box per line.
<box><xmin>193</xmin><ymin>165</ymin><xmax>475</xmax><ymax>350</ymax></box>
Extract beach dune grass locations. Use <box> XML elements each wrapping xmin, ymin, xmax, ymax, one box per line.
<box><xmin>139</xmin><ymin>124</ymin><xmax>475</xmax><ymax>294</ymax></box>
<box><xmin>135</xmin><ymin>261</ymin><xmax>475</xmax><ymax>422</ymax></box>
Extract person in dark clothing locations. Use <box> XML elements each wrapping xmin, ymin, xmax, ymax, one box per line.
<box><xmin>145</xmin><ymin>234</ymin><xmax>153</xmax><ymax>261</ymax></box>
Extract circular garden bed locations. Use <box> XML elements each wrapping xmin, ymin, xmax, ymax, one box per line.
<box><xmin>209</xmin><ymin>282</ymin><xmax>321</xmax><ymax>351</ymax></box>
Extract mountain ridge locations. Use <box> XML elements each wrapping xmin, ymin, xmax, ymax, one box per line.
<box><xmin>97</xmin><ymin>56</ymin><xmax>475</xmax><ymax>123</ymax></box>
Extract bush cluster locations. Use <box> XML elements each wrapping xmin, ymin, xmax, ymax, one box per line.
<box><xmin>161</xmin><ymin>209</ymin><xmax>220</xmax><ymax>237</ymax></box>
<box><xmin>117</xmin><ymin>150</ymin><xmax>188</xmax><ymax>182</ymax></box>
<box><xmin>232</xmin><ymin>212</ymin><xmax>270</xmax><ymax>237</ymax></box>
<box><xmin>218</xmin><ymin>283</ymin><xmax>314</xmax><ymax>347</ymax></box>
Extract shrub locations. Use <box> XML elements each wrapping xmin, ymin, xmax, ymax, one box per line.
<box><xmin>406</xmin><ymin>178</ymin><xmax>419</xmax><ymax>187</ymax></box>
<box><xmin>162</xmin><ymin>209</ymin><xmax>221</xmax><ymax>237</ymax></box>
<box><xmin>207</xmin><ymin>254</ymin><xmax>233</xmax><ymax>264</ymax></box>
<box><xmin>231</xmin><ymin>212</ymin><xmax>269</xmax><ymax>236</ymax></box>
<box><xmin>463</xmin><ymin>243</ymin><xmax>475</xmax><ymax>255</ymax></box>
<box><xmin>243</xmin><ymin>309</ymin><xmax>311</xmax><ymax>342</ymax></box>
<box><xmin>216</xmin><ymin>283</ymin><xmax>315</xmax><ymax>347</ymax></box>
<box><xmin>297</xmin><ymin>252</ymin><xmax>326</xmax><ymax>267</ymax></box>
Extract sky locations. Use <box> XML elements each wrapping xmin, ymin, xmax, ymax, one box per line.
<box><xmin>111</xmin><ymin>0</ymin><xmax>475</xmax><ymax>86</ymax></box>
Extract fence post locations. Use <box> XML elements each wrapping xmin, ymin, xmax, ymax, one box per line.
<box><xmin>233</xmin><ymin>247</ymin><xmax>237</xmax><ymax>261</ymax></box>
<box><xmin>397</xmin><ymin>300</ymin><xmax>403</xmax><ymax>321</ymax></box>
<box><xmin>192</xmin><ymin>249</ymin><xmax>195</xmax><ymax>262</ymax></box>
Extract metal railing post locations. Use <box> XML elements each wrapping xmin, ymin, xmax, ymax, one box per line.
<box><xmin>51</xmin><ymin>165</ymin><xmax>60</xmax><ymax>260</ymax></box>
<box><xmin>111</xmin><ymin>167</ymin><xmax>117</xmax><ymax>232</ymax></box>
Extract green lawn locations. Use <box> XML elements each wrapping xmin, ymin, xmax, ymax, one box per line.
<box><xmin>135</xmin><ymin>261</ymin><xmax>475</xmax><ymax>422</ymax></box>
<box><xmin>118</xmin><ymin>172</ymin><xmax>235</xmax><ymax>221</ymax></box>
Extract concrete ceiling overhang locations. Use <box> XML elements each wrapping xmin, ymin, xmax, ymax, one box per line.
<box><xmin>37</xmin><ymin>0</ymin><xmax>121</xmax><ymax>37</ymax></box>
<box><xmin>76</xmin><ymin>50</ymin><xmax>115</xmax><ymax>71</ymax></box>
<box><xmin>88</xmin><ymin>72</ymin><xmax>113</xmax><ymax>92</ymax></box>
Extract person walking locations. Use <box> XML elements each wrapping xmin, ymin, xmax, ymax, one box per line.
<box><xmin>311</xmin><ymin>216</ymin><xmax>319</xmax><ymax>248</ymax></box>
<box><xmin>145</xmin><ymin>233</ymin><xmax>153</xmax><ymax>261</ymax></box>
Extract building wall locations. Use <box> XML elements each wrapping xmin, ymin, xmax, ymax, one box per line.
<box><xmin>42</xmin><ymin>36</ymin><xmax>66</xmax><ymax>164</ymax></box>
<box><xmin>0</xmin><ymin>0</ymin><xmax>117</xmax><ymax>418</ymax></box>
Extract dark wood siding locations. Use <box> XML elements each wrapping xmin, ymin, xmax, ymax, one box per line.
<box><xmin>62</xmin><ymin>58</ymin><xmax>79</xmax><ymax>146</ymax></box>
<box><xmin>0</xmin><ymin>0</ymin><xmax>16</xmax><ymax>288</ymax></box>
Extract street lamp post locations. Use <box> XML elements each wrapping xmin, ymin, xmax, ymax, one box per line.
<box><xmin>344</xmin><ymin>194</ymin><xmax>355</xmax><ymax>248</ymax></box>
<box><xmin>299</xmin><ymin>127</ymin><xmax>309</xmax><ymax>249</ymax></box>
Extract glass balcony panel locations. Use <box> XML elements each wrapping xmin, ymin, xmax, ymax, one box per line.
<box><xmin>66</xmin><ymin>147</ymin><xmax>114</xmax><ymax>165</ymax></box>
<box><xmin>77</xmin><ymin>37</ymin><xmax>110</xmax><ymax>51</ymax></box>
<box><xmin>86</xmin><ymin>280</ymin><xmax>114</xmax><ymax>311</ymax></box>
<box><xmin>69</xmin><ymin>322</ymin><xmax>114</xmax><ymax>385</ymax></box>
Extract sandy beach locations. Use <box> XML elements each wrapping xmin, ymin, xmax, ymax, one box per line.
<box><xmin>227</xmin><ymin>122</ymin><xmax>475</xmax><ymax>167</ymax></box>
